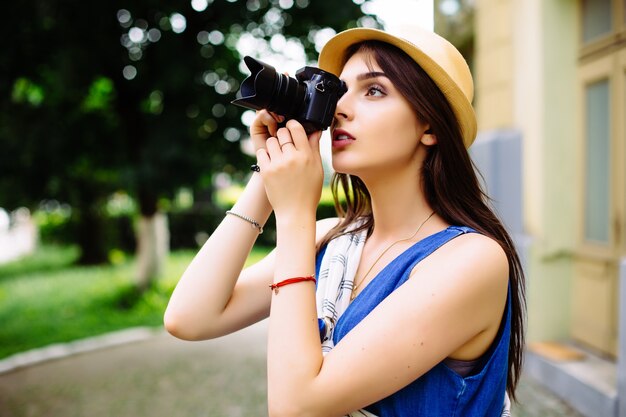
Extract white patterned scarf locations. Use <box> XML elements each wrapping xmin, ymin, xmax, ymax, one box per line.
<box><xmin>314</xmin><ymin>224</ymin><xmax>512</xmax><ymax>417</ymax></box>
<box><xmin>315</xmin><ymin>224</ymin><xmax>374</xmax><ymax>417</ymax></box>
<box><xmin>316</xmin><ymin>224</ymin><xmax>367</xmax><ymax>355</ymax></box>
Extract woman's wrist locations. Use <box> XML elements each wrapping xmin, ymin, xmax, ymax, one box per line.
<box><xmin>230</xmin><ymin>173</ymin><xmax>272</xmax><ymax>226</ymax></box>
<box><xmin>274</xmin><ymin>209</ymin><xmax>317</xmax><ymax>231</ymax></box>
<box><xmin>274</xmin><ymin>210</ymin><xmax>316</xmax><ymax>256</ymax></box>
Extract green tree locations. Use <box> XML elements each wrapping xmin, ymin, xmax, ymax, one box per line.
<box><xmin>434</xmin><ymin>0</ymin><xmax>475</xmax><ymax>68</ymax></box>
<box><xmin>0</xmin><ymin>0</ymin><xmax>376</xmax><ymax>286</ymax></box>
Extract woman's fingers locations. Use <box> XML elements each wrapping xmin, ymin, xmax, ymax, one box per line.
<box><xmin>269</xmin><ymin>111</ymin><xmax>286</xmax><ymax>123</ymax></box>
<box><xmin>251</xmin><ymin>110</ymin><xmax>274</xmax><ymax>132</ymax></box>
<box><xmin>257</xmin><ymin>120</ymin><xmax>321</xmax><ymax>167</ymax></box>
<box><xmin>265</xmin><ymin>136</ymin><xmax>281</xmax><ymax>156</ymax></box>
<box><xmin>253</xmin><ymin>119</ymin><xmax>324</xmax><ymax>216</ymax></box>
<box><xmin>276</xmin><ymin>127</ymin><xmax>296</xmax><ymax>152</ymax></box>
<box><xmin>285</xmin><ymin>120</ymin><xmax>308</xmax><ymax>150</ymax></box>
<box><xmin>255</xmin><ymin>147</ymin><xmax>270</xmax><ymax>170</ymax></box>
<box><xmin>250</xmin><ymin>110</ymin><xmax>286</xmax><ymax>149</ymax></box>
<box><xmin>266</xmin><ymin>112</ymin><xmax>286</xmax><ymax>137</ymax></box>
<box><xmin>308</xmin><ymin>130</ymin><xmax>323</xmax><ymax>153</ymax></box>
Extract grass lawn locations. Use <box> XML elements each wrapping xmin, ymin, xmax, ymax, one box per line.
<box><xmin>0</xmin><ymin>244</ymin><xmax>271</xmax><ymax>360</ymax></box>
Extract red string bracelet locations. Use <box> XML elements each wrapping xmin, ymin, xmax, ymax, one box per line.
<box><xmin>269</xmin><ymin>276</ymin><xmax>316</xmax><ymax>294</ymax></box>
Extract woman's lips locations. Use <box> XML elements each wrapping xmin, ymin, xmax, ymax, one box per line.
<box><xmin>332</xmin><ymin>129</ymin><xmax>355</xmax><ymax>149</ymax></box>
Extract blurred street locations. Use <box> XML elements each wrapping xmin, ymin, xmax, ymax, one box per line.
<box><xmin>0</xmin><ymin>321</ymin><xmax>583</xmax><ymax>417</ymax></box>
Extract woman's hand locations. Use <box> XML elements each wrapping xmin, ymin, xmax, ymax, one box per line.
<box><xmin>255</xmin><ymin>119</ymin><xmax>324</xmax><ymax>220</ymax></box>
<box><xmin>249</xmin><ymin>109</ymin><xmax>285</xmax><ymax>153</ymax></box>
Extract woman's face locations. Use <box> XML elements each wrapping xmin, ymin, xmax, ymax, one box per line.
<box><xmin>330</xmin><ymin>50</ymin><xmax>430</xmax><ymax>178</ymax></box>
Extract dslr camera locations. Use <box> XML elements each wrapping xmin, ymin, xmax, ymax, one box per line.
<box><xmin>232</xmin><ymin>56</ymin><xmax>347</xmax><ymax>134</ymax></box>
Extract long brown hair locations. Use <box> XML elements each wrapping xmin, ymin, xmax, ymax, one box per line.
<box><xmin>318</xmin><ymin>41</ymin><xmax>526</xmax><ymax>401</ymax></box>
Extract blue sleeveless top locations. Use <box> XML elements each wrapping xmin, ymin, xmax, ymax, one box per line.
<box><xmin>315</xmin><ymin>226</ymin><xmax>510</xmax><ymax>417</ymax></box>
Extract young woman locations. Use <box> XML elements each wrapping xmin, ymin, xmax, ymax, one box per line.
<box><xmin>165</xmin><ymin>26</ymin><xmax>526</xmax><ymax>417</ymax></box>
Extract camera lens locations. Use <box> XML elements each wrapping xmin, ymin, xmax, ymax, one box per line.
<box><xmin>269</xmin><ymin>72</ymin><xmax>305</xmax><ymax>120</ymax></box>
<box><xmin>232</xmin><ymin>56</ymin><xmax>305</xmax><ymax>120</ymax></box>
<box><xmin>232</xmin><ymin>56</ymin><xmax>345</xmax><ymax>133</ymax></box>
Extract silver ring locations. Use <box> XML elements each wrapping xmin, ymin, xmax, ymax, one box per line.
<box><xmin>280</xmin><ymin>141</ymin><xmax>294</xmax><ymax>150</ymax></box>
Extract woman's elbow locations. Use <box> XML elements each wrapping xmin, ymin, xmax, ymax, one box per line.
<box><xmin>163</xmin><ymin>307</ymin><xmax>206</xmax><ymax>341</ymax></box>
<box><xmin>268</xmin><ymin>402</ymin><xmax>305</xmax><ymax>417</ymax></box>
<box><xmin>268</xmin><ymin>395</ymin><xmax>329</xmax><ymax>417</ymax></box>
<box><xmin>163</xmin><ymin>308</ymin><xmax>188</xmax><ymax>339</ymax></box>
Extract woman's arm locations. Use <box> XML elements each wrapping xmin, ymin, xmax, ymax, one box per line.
<box><xmin>163</xmin><ymin>165</ymin><xmax>339</xmax><ymax>340</ymax></box>
<box><xmin>164</xmin><ymin>203</ymin><xmax>339</xmax><ymax>341</ymax></box>
<box><xmin>164</xmin><ymin>109</ymin><xmax>324</xmax><ymax>341</ymax></box>
<box><xmin>163</xmin><ymin>171</ymin><xmax>274</xmax><ymax>340</ymax></box>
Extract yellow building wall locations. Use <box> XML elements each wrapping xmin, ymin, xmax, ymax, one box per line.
<box><xmin>475</xmin><ymin>0</ymin><xmax>577</xmax><ymax>343</ymax></box>
<box><xmin>475</xmin><ymin>0</ymin><xmax>514</xmax><ymax>129</ymax></box>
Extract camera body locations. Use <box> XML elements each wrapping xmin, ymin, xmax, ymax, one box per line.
<box><xmin>232</xmin><ymin>56</ymin><xmax>347</xmax><ymax>134</ymax></box>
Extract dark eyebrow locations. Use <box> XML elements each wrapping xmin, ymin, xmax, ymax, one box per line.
<box><xmin>356</xmin><ymin>71</ymin><xmax>387</xmax><ymax>81</ymax></box>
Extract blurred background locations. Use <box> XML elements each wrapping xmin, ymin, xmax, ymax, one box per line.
<box><xmin>0</xmin><ymin>0</ymin><xmax>474</xmax><ymax>357</ymax></box>
<box><xmin>1</xmin><ymin>1</ymin><xmax>624</xmax><ymax>417</ymax></box>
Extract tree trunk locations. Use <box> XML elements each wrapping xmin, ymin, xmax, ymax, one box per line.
<box><xmin>135</xmin><ymin>211</ymin><xmax>169</xmax><ymax>291</ymax></box>
<box><xmin>76</xmin><ymin>200</ymin><xmax>109</xmax><ymax>265</ymax></box>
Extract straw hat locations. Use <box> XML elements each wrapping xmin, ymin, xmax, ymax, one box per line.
<box><xmin>318</xmin><ymin>26</ymin><xmax>477</xmax><ymax>148</ymax></box>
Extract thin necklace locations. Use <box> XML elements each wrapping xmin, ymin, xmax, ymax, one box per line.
<box><xmin>350</xmin><ymin>211</ymin><xmax>436</xmax><ymax>301</ymax></box>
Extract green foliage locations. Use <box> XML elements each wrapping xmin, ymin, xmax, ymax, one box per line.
<box><xmin>34</xmin><ymin>201</ymin><xmax>73</xmax><ymax>243</ymax></box>
<box><xmin>0</xmin><ymin>245</ymin><xmax>79</xmax><ymax>282</ymax></box>
<box><xmin>215</xmin><ymin>184</ymin><xmax>338</xmax><ymax>207</ymax></box>
<box><xmin>34</xmin><ymin>201</ymin><xmax>136</xmax><ymax>255</ymax></box>
<box><xmin>0</xmin><ymin>0</ymin><xmax>377</xmax><ymax>264</ymax></box>
<box><xmin>82</xmin><ymin>77</ymin><xmax>115</xmax><ymax>112</ymax></box>
<box><xmin>434</xmin><ymin>0</ymin><xmax>475</xmax><ymax>68</ymax></box>
<box><xmin>0</xmin><ymin>245</ymin><xmax>271</xmax><ymax>359</ymax></box>
<box><xmin>11</xmin><ymin>78</ymin><xmax>45</xmax><ymax>107</ymax></box>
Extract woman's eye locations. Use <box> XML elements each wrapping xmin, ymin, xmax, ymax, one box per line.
<box><xmin>366</xmin><ymin>85</ymin><xmax>385</xmax><ymax>97</ymax></box>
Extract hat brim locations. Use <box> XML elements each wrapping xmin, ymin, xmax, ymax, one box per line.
<box><xmin>318</xmin><ymin>28</ymin><xmax>477</xmax><ymax>148</ymax></box>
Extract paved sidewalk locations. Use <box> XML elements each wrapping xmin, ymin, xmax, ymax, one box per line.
<box><xmin>0</xmin><ymin>321</ymin><xmax>583</xmax><ymax>417</ymax></box>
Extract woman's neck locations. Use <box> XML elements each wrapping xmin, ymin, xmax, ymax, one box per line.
<box><xmin>361</xmin><ymin>168</ymin><xmax>435</xmax><ymax>240</ymax></box>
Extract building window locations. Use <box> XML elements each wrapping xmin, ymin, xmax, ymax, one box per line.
<box><xmin>584</xmin><ymin>79</ymin><xmax>611</xmax><ymax>243</ymax></box>
<box><xmin>582</xmin><ymin>0</ymin><xmax>612</xmax><ymax>42</ymax></box>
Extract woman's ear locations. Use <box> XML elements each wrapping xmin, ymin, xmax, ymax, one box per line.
<box><xmin>420</xmin><ymin>128</ymin><xmax>437</xmax><ymax>146</ymax></box>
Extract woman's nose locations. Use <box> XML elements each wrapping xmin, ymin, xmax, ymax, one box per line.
<box><xmin>334</xmin><ymin>90</ymin><xmax>351</xmax><ymax>120</ymax></box>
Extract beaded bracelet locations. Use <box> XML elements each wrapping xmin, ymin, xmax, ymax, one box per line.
<box><xmin>269</xmin><ymin>276</ymin><xmax>316</xmax><ymax>294</ymax></box>
<box><xmin>225</xmin><ymin>210</ymin><xmax>263</xmax><ymax>234</ymax></box>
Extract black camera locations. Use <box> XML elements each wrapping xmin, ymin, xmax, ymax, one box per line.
<box><xmin>232</xmin><ymin>56</ymin><xmax>347</xmax><ymax>134</ymax></box>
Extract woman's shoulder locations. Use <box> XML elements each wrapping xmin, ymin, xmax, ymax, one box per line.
<box><xmin>452</xmin><ymin>228</ymin><xmax>506</xmax><ymax>257</ymax></box>
<box><xmin>430</xmin><ymin>228</ymin><xmax>509</xmax><ymax>285</ymax></box>
<box><xmin>413</xmin><ymin>226</ymin><xmax>509</xmax><ymax>290</ymax></box>
<box><xmin>445</xmin><ymin>227</ymin><xmax>506</xmax><ymax>263</ymax></box>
